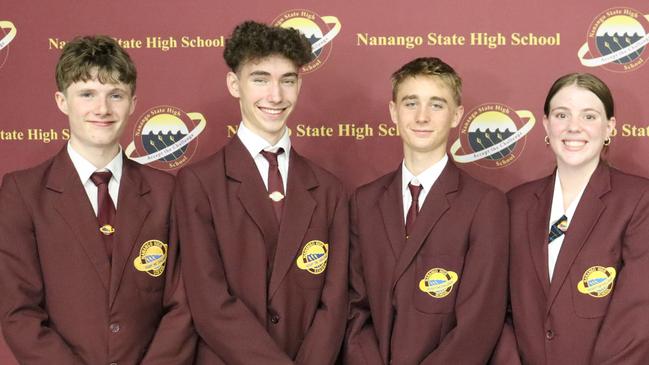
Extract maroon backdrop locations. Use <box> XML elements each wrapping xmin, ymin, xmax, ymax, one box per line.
<box><xmin>1</xmin><ymin>1</ymin><xmax>648</xmax><ymax>362</ymax></box>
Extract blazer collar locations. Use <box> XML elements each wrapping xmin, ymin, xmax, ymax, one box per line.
<box><xmin>379</xmin><ymin>166</ymin><xmax>406</xmax><ymax>259</ymax></box>
<box><xmin>47</xmin><ymin>147</ymin><xmax>153</xmax><ymax>306</ymax></box>
<box><xmin>109</xmin><ymin>156</ymin><xmax>152</xmax><ymax>307</ymax></box>
<box><xmin>545</xmin><ymin>162</ymin><xmax>611</xmax><ymax>313</ymax></box>
<box><xmin>48</xmin><ymin>147</ymin><xmax>111</xmax><ymax>292</ymax></box>
<box><xmin>269</xmin><ymin>149</ymin><xmax>318</xmax><ymax>298</ymax></box>
<box><xmin>225</xmin><ymin>137</ymin><xmax>280</xmax><ymax>250</ymax></box>
<box><xmin>224</xmin><ymin>138</ymin><xmax>321</xmax><ymax>299</ymax></box>
<box><xmin>527</xmin><ymin>172</ymin><xmax>555</xmax><ymax>297</ymax></box>
<box><xmin>391</xmin><ymin>161</ymin><xmax>460</xmax><ymax>292</ymax></box>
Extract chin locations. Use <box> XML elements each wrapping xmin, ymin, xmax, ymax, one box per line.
<box><xmin>559</xmin><ymin>157</ymin><xmax>599</xmax><ymax>169</ymax></box>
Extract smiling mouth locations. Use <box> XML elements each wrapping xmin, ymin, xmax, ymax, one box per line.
<box><xmin>88</xmin><ymin>120</ymin><xmax>115</xmax><ymax>127</ymax></box>
<box><xmin>412</xmin><ymin>129</ymin><xmax>433</xmax><ymax>135</ymax></box>
<box><xmin>258</xmin><ymin>106</ymin><xmax>287</xmax><ymax>115</ymax></box>
<box><xmin>562</xmin><ymin>139</ymin><xmax>587</xmax><ymax>149</ymax></box>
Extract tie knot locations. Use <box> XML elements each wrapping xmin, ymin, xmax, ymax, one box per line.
<box><xmin>408</xmin><ymin>182</ymin><xmax>423</xmax><ymax>200</ymax></box>
<box><xmin>260</xmin><ymin>148</ymin><xmax>284</xmax><ymax>166</ymax></box>
<box><xmin>90</xmin><ymin>171</ymin><xmax>112</xmax><ymax>186</ymax></box>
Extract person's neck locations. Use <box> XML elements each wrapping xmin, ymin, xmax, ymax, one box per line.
<box><xmin>241</xmin><ymin>121</ymin><xmax>286</xmax><ymax>147</ymax></box>
<box><xmin>71</xmin><ymin>142</ymin><xmax>120</xmax><ymax>169</ymax></box>
<box><xmin>403</xmin><ymin>148</ymin><xmax>445</xmax><ymax>176</ymax></box>
<box><xmin>556</xmin><ymin>159</ymin><xmax>599</xmax><ymax>210</ymax></box>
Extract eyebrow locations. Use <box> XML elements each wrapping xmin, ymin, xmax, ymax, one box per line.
<box><xmin>400</xmin><ymin>95</ymin><xmax>448</xmax><ymax>103</ymax></box>
<box><xmin>550</xmin><ymin>106</ymin><xmax>601</xmax><ymax>113</ymax></box>
<box><xmin>249</xmin><ymin>71</ymin><xmax>299</xmax><ymax>78</ymax></box>
<box><xmin>74</xmin><ymin>86</ymin><xmax>129</xmax><ymax>94</ymax></box>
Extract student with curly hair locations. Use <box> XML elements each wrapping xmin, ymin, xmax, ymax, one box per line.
<box><xmin>176</xmin><ymin>21</ymin><xmax>349</xmax><ymax>364</ymax></box>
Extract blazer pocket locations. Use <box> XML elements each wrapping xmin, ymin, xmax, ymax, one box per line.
<box><xmin>294</xmin><ymin>227</ymin><xmax>329</xmax><ymax>290</ymax></box>
<box><xmin>133</xmin><ymin>267</ymin><xmax>165</xmax><ymax>292</ymax></box>
<box><xmin>414</xmin><ymin>255</ymin><xmax>464</xmax><ymax>314</ymax></box>
<box><xmin>131</xmin><ymin>236</ymin><xmax>169</xmax><ymax>292</ymax></box>
<box><xmin>571</xmin><ymin>263</ymin><xmax>617</xmax><ymax>319</ymax></box>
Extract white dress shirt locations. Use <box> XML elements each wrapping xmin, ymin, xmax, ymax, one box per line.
<box><xmin>67</xmin><ymin>142</ymin><xmax>122</xmax><ymax>216</ymax></box>
<box><xmin>548</xmin><ymin>170</ymin><xmax>587</xmax><ymax>280</ymax></box>
<box><xmin>401</xmin><ymin>155</ymin><xmax>448</xmax><ymax>222</ymax></box>
<box><xmin>236</xmin><ymin>122</ymin><xmax>291</xmax><ymax>192</ymax></box>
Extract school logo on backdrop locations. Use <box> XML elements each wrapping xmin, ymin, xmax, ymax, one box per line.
<box><xmin>450</xmin><ymin>103</ymin><xmax>535</xmax><ymax>169</ymax></box>
<box><xmin>578</xmin><ymin>7</ymin><xmax>649</xmax><ymax>72</ymax></box>
<box><xmin>272</xmin><ymin>9</ymin><xmax>341</xmax><ymax>73</ymax></box>
<box><xmin>0</xmin><ymin>20</ymin><xmax>17</xmax><ymax>70</ymax></box>
<box><xmin>125</xmin><ymin>105</ymin><xmax>206</xmax><ymax>171</ymax></box>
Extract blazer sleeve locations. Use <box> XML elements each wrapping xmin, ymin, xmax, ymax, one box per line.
<box><xmin>294</xmin><ymin>185</ymin><xmax>350</xmax><ymax>365</ymax></box>
<box><xmin>175</xmin><ymin>168</ymin><xmax>294</xmax><ymax>365</ymax></box>
<box><xmin>0</xmin><ymin>174</ymin><xmax>84</xmax><ymax>365</ymax></box>
<box><xmin>591</xmin><ymin>189</ymin><xmax>649</xmax><ymax>364</ymax></box>
<box><xmin>421</xmin><ymin>188</ymin><xmax>510</xmax><ymax>365</ymax></box>
<box><xmin>342</xmin><ymin>192</ymin><xmax>385</xmax><ymax>365</ymax></box>
<box><xmin>140</xmin><ymin>198</ymin><xmax>197</xmax><ymax>365</ymax></box>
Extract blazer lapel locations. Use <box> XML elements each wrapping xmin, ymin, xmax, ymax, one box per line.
<box><xmin>547</xmin><ymin>163</ymin><xmax>610</xmax><ymax>313</ymax></box>
<box><xmin>225</xmin><ymin>138</ymin><xmax>279</xmax><ymax>261</ymax></box>
<box><xmin>378</xmin><ymin>167</ymin><xmax>406</xmax><ymax>259</ymax></box>
<box><xmin>268</xmin><ymin>150</ymin><xmax>317</xmax><ymax>299</ymax></box>
<box><xmin>109</xmin><ymin>157</ymin><xmax>151</xmax><ymax>307</ymax></box>
<box><xmin>391</xmin><ymin>162</ymin><xmax>459</xmax><ymax>291</ymax></box>
<box><xmin>528</xmin><ymin>174</ymin><xmax>554</xmax><ymax>297</ymax></box>
<box><xmin>48</xmin><ymin>148</ymin><xmax>111</xmax><ymax>291</ymax></box>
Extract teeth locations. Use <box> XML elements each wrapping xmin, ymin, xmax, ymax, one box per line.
<box><xmin>259</xmin><ymin>107</ymin><xmax>283</xmax><ymax>115</ymax></box>
<box><xmin>563</xmin><ymin>140</ymin><xmax>586</xmax><ymax>147</ymax></box>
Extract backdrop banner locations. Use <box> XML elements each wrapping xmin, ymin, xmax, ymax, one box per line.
<box><xmin>1</xmin><ymin>1</ymin><xmax>648</xmax><ymax>362</ymax></box>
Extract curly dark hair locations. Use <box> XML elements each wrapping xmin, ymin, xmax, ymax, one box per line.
<box><xmin>391</xmin><ymin>57</ymin><xmax>462</xmax><ymax>105</ymax></box>
<box><xmin>56</xmin><ymin>35</ymin><xmax>137</xmax><ymax>94</ymax></box>
<box><xmin>223</xmin><ymin>20</ymin><xmax>313</xmax><ymax>72</ymax></box>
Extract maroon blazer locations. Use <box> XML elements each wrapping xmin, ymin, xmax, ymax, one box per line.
<box><xmin>343</xmin><ymin>161</ymin><xmax>509</xmax><ymax>365</ymax></box>
<box><xmin>0</xmin><ymin>147</ymin><xmax>195</xmax><ymax>365</ymax></box>
<box><xmin>175</xmin><ymin>137</ymin><xmax>349</xmax><ymax>365</ymax></box>
<box><xmin>504</xmin><ymin>162</ymin><xmax>649</xmax><ymax>365</ymax></box>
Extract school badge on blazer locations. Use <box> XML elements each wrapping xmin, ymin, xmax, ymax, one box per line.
<box><xmin>296</xmin><ymin>240</ymin><xmax>329</xmax><ymax>275</ymax></box>
<box><xmin>419</xmin><ymin>268</ymin><xmax>459</xmax><ymax>298</ymax></box>
<box><xmin>133</xmin><ymin>239</ymin><xmax>168</xmax><ymax>277</ymax></box>
<box><xmin>577</xmin><ymin>266</ymin><xmax>616</xmax><ymax>298</ymax></box>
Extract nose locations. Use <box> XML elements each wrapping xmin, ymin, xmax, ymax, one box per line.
<box><xmin>267</xmin><ymin>82</ymin><xmax>283</xmax><ymax>104</ymax></box>
<box><xmin>416</xmin><ymin>106</ymin><xmax>429</xmax><ymax>123</ymax></box>
<box><xmin>94</xmin><ymin>97</ymin><xmax>110</xmax><ymax>115</ymax></box>
<box><xmin>566</xmin><ymin>115</ymin><xmax>581</xmax><ymax>132</ymax></box>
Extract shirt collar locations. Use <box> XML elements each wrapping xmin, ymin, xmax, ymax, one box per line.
<box><xmin>236</xmin><ymin>122</ymin><xmax>292</xmax><ymax>158</ymax></box>
<box><xmin>401</xmin><ymin>155</ymin><xmax>448</xmax><ymax>194</ymax></box>
<box><xmin>549</xmin><ymin>169</ymin><xmax>587</xmax><ymax>229</ymax></box>
<box><xmin>67</xmin><ymin>142</ymin><xmax>123</xmax><ymax>184</ymax></box>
